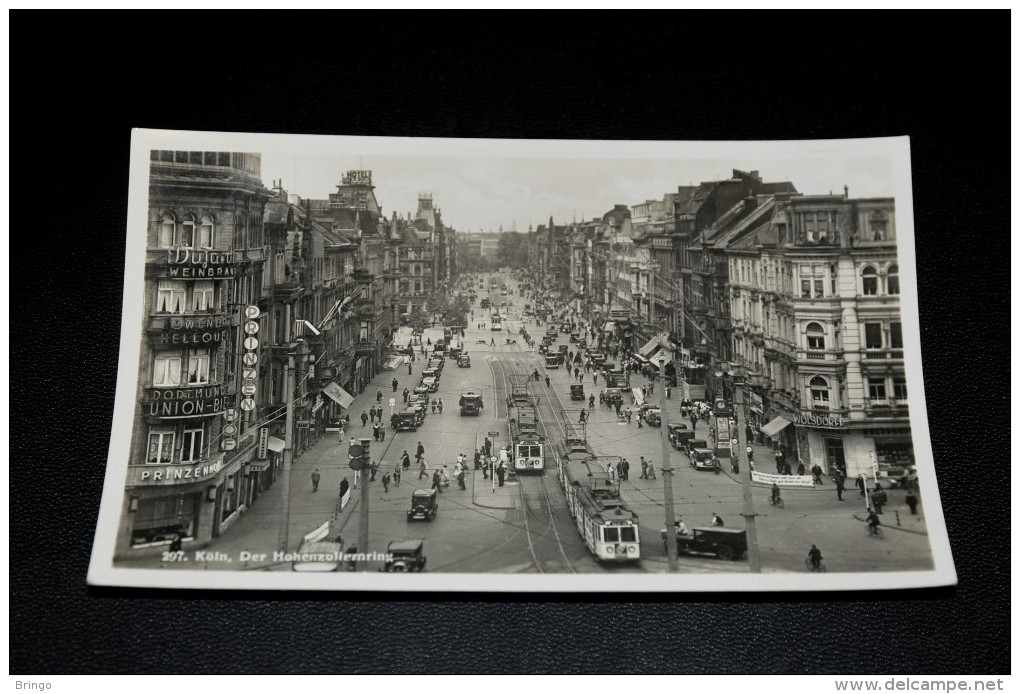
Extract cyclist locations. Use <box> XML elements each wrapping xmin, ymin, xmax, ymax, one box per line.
<box><xmin>807</xmin><ymin>545</ymin><xmax>823</xmax><ymax>571</ymax></box>
<box><xmin>770</xmin><ymin>483</ymin><xmax>782</xmax><ymax>506</ymax></box>
<box><xmin>866</xmin><ymin>507</ymin><xmax>882</xmax><ymax>534</ymax></box>
<box><xmin>545</xmin><ymin>375</ymin><xmax>551</xmax><ymax>387</ymax></box>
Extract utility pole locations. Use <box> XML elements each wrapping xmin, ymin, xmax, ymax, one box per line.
<box><xmin>358</xmin><ymin>437</ymin><xmax>371</xmax><ymax>570</ymax></box>
<box><xmin>277</xmin><ymin>348</ymin><xmax>296</xmax><ymax>554</ymax></box>
<box><xmin>732</xmin><ymin>375</ymin><xmax>761</xmax><ymax>573</ymax></box>
<box><xmin>660</xmin><ymin>349</ymin><xmax>680</xmax><ymax>572</ymax></box>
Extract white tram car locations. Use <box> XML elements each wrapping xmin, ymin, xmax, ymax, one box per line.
<box><xmin>507</xmin><ymin>394</ymin><xmax>544</xmax><ymax>474</ymax></box>
<box><xmin>560</xmin><ymin>457</ymin><xmax>640</xmax><ymax>562</ymax></box>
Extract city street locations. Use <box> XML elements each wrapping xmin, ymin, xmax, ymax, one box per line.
<box><xmin>122</xmin><ymin>274</ymin><xmax>933</xmax><ymax>575</ymax></box>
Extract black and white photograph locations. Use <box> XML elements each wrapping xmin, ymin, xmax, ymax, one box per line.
<box><xmin>86</xmin><ymin>130</ymin><xmax>954</xmax><ymax>592</ymax></box>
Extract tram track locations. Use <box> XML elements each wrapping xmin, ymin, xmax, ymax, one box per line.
<box><xmin>489</xmin><ymin>339</ymin><xmax>579</xmax><ymax>574</ymax></box>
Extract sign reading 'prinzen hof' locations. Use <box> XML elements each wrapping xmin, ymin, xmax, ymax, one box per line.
<box><xmin>166</xmin><ymin>248</ymin><xmax>237</xmax><ymax>279</ymax></box>
<box><xmin>147</xmin><ymin>384</ymin><xmax>227</xmax><ymax>418</ymax></box>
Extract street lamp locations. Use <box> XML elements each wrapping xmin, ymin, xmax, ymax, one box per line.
<box><xmin>714</xmin><ymin>362</ymin><xmax>761</xmax><ymax>573</ymax></box>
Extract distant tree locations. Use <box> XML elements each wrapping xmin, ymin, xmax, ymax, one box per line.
<box><xmin>409</xmin><ymin>307</ymin><xmax>431</xmax><ymax>333</ymax></box>
<box><xmin>496</xmin><ymin>232</ymin><xmax>529</xmax><ymax>269</ymax></box>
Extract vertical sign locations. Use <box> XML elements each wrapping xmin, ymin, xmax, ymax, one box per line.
<box><xmin>257</xmin><ymin>427</ymin><xmax>269</xmax><ymax>460</ymax></box>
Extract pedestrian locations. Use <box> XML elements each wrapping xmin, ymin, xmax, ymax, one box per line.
<box><xmin>474</xmin><ymin>449</ymin><xmax>482</xmax><ymax>470</ymax></box>
<box><xmin>588</xmin><ymin>394</ymin><xmax>595</xmax><ymax>409</ymax></box>
<box><xmin>438</xmin><ymin>398</ymin><xmax>444</xmax><ymax>414</ymax></box>
<box><xmin>807</xmin><ymin>545</ymin><xmax>823</xmax><ymax>571</ymax></box>
<box><xmin>545</xmin><ymin>375</ymin><xmax>551</xmax><ymax>387</ymax></box>
<box><xmin>381</xmin><ymin>472</ymin><xmax>390</xmax><ymax>493</ymax></box>
<box><xmin>775</xmin><ymin>449</ymin><xmax>784</xmax><ymax>473</ymax></box>
<box><xmin>361</xmin><ymin>410</ymin><xmax>369</xmax><ymax>428</ymax></box>
<box><xmin>431</xmin><ymin>469</ymin><xmax>444</xmax><ymax>493</ymax></box>
<box><xmin>665</xmin><ymin>384</ymin><xmax>671</xmax><ymax>399</ymax></box>
<box><xmin>377</xmin><ymin>390</ymin><xmax>383</xmax><ymax>403</ymax></box>
<box><xmin>871</xmin><ymin>483</ymin><xmax>888</xmax><ymax>514</ymax></box>
<box><xmin>834</xmin><ymin>474</ymin><xmax>845</xmax><ymax>501</ymax></box>
<box><xmin>402</xmin><ymin>450</ymin><xmax>411</xmax><ymax>469</ymax></box>
<box><xmin>392</xmin><ymin>377</ymin><xmax>399</xmax><ymax>392</ymax></box>
<box><xmin>372</xmin><ymin>422</ymin><xmax>380</xmax><ymax>441</ymax></box>
<box><xmin>496</xmin><ymin>461</ymin><xmax>506</xmax><ymax>487</ymax></box>
<box><xmin>711</xmin><ymin>513</ymin><xmax>724</xmax><ymax>527</ymax></box>
<box><xmin>431</xmin><ymin>400</ymin><xmax>437</xmax><ymax>414</ymax></box>
<box><xmin>403</xmin><ymin>388</ymin><xmax>409</xmax><ymax>403</ymax></box>
<box><xmin>483</xmin><ymin>437</ymin><xmax>492</xmax><ymax>458</ymax></box>
<box><xmin>746</xmin><ymin>446</ymin><xmax>754</xmax><ymax>464</ymax></box>
<box><xmin>370</xmin><ymin>460</ymin><xmax>379</xmax><ymax>481</ymax></box>
<box><xmin>646</xmin><ymin>462</ymin><xmax>656</xmax><ymax>480</ymax></box>
<box><xmin>457</xmin><ymin>466</ymin><xmax>467</xmax><ymax>490</ymax></box>
<box><xmin>797</xmin><ymin>461</ymin><xmax>806</xmax><ymax>476</ymax></box>
<box><xmin>905</xmin><ymin>489</ymin><xmax>919</xmax><ymax>515</ymax></box>
<box><xmin>690</xmin><ymin>414</ymin><xmax>699</xmax><ymax>432</ymax></box>
<box><xmin>640</xmin><ymin>457</ymin><xmax>648</xmax><ymax>479</ymax></box>
<box><xmin>418</xmin><ymin>458</ymin><xmax>427</xmax><ymax>479</ymax></box>
<box><xmin>311</xmin><ymin>469</ymin><xmax>321</xmax><ymax>492</ymax></box>
<box><xmin>856</xmin><ymin>475</ymin><xmax>866</xmax><ymax>497</ymax></box>
<box><xmin>379</xmin><ymin>425</ymin><xmax>386</xmax><ymax>442</ymax></box>
<box><xmin>416</xmin><ymin>441</ymin><xmax>425</xmax><ymax>463</ymax></box>
<box><xmin>408</xmin><ymin>362</ymin><xmax>413</xmax><ymax>376</ymax></box>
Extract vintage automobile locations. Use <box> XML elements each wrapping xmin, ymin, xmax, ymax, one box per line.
<box><xmin>383</xmin><ymin>539</ymin><xmax>427</xmax><ymax>572</ymax></box>
<box><xmin>459</xmin><ymin>390</ymin><xmax>484</xmax><ymax>416</ymax></box>
<box><xmin>413</xmin><ymin>381</ymin><xmax>431</xmax><ymax>395</ymax></box>
<box><xmin>689</xmin><ymin>447</ymin><xmax>719</xmax><ymax>471</ymax></box>
<box><xmin>601</xmin><ymin>361</ymin><xmax>617</xmax><ymax>372</ymax></box>
<box><xmin>393</xmin><ymin>410</ymin><xmax>420</xmax><ymax>432</ymax></box>
<box><xmin>684</xmin><ymin>437</ymin><xmax>708</xmax><ymax>457</ymax></box>
<box><xmin>538</xmin><ymin>343</ymin><xmax>549</xmax><ymax>355</ymax></box>
<box><xmin>545</xmin><ymin>327</ymin><xmax>558</xmax><ymax>339</ymax></box>
<box><xmin>457</xmin><ymin>354</ymin><xmax>471</xmax><ymax>367</ymax></box>
<box><xmin>587</xmin><ymin>352</ymin><xmax>606</xmax><ymax>365</ymax></box>
<box><xmin>422</xmin><ymin>367</ymin><xmax>440</xmax><ymax>381</ymax></box>
<box><xmin>569</xmin><ymin>332</ymin><xmax>580</xmax><ymax>343</ymax></box>
<box><xmin>667</xmin><ymin>422</ymin><xmax>694</xmax><ymax>450</ymax></box>
<box><xmin>661</xmin><ymin>526</ymin><xmax>748</xmax><ymax>561</ymax></box>
<box><xmin>602</xmin><ymin>386</ymin><xmax>626</xmax><ymax>403</ymax></box>
<box><xmin>290</xmin><ymin>539</ymin><xmax>346</xmax><ymax>572</ymax></box>
<box><xmin>433</xmin><ymin>340</ymin><xmax>447</xmax><ymax>353</ymax></box>
<box><xmin>409</xmin><ymin>393</ymin><xmax>430</xmax><ymax>408</ymax></box>
<box><xmin>642</xmin><ymin>406</ymin><xmax>662</xmax><ymax>427</ymax></box>
<box><xmin>406</xmin><ymin>489</ymin><xmax>438</xmax><ymax>522</ymax></box>
<box><xmin>422</xmin><ymin>376</ymin><xmax>440</xmax><ymax>393</ymax></box>
<box><xmin>545</xmin><ymin>354</ymin><xmax>561</xmax><ymax>369</ymax></box>
<box><xmin>570</xmin><ymin>384</ymin><xmax>585</xmax><ymax>401</ymax></box>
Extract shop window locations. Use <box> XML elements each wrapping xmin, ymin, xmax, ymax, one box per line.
<box><xmin>887</xmin><ymin>265</ymin><xmax>900</xmax><ymax>295</ymax></box>
<box><xmin>868</xmin><ymin>377</ymin><xmax>887</xmax><ymax>403</ymax></box>
<box><xmin>130</xmin><ymin>495</ymin><xmax>197</xmax><ymax>546</ymax></box>
<box><xmin>181</xmin><ymin>426</ymin><xmax>204</xmax><ymax>463</ymax></box>
<box><xmin>810</xmin><ymin>376</ymin><xmax>831</xmax><ymax>409</ymax></box>
<box><xmin>893</xmin><ymin>377</ymin><xmax>908</xmax><ymax>402</ymax></box>
<box><xmin>221</xmin><ymin>474</ymin><xmax>240</xmax><ymax>522</ymax></box>
<box><xmin>146</xmin><ymin>431</ymin><xmax>175</xmax><ymax>464</ymax></box>
<box><xmin>864</xmin><ymin>322</ymin><xmax>883</xmax><ymax>350</ymax></box>
<box><xmin>153</xmin><ymin>355</ymin><xmax>182</xmax><ymax>387</ymax></box>
<box><xmin>806</xmin><ymin>322</ymin><xmax>826</xmax><ymax>351</ymax></box>
<box><xmin>187</xmin><ymin>349</ymin><xmax>211</xmax><ymax>385</ymax></box>
<box><xmin>861</xmin><ymin>266</ymin><xmax>878</xmax><ymax>295</ymax></box>
<box><xmin>198</xmin><ymin>215</ymin><xmax>215</xmax><ymax>248</ymax></box>
<box><xmin>157</xmin><ymin>280</ymin><xmax>187</xmax><ymax>314</ymax></box>
<box><xmin>192</xmin><ymin>281</ymin><xmax>215</xmax><ymax>312</ymax></box>
<box><xmin>159</xmin><ymin>213</ymin><xmax>176</xmax><ymax>248</ymax></box>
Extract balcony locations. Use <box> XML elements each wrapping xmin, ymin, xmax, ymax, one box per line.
<box><xmin>864</xmin><ymin>402</ymin><xmax>910</xmax><ymax>420</ymax></box>
<box><xmin>797</xmin><ymin>348</ymin><xmax>842</xmax><ymax>362</ymax></box>
<box><xmin>861</xmin><ymin>348</ymin><xmax>905</xmax><ymax>361</ymax></box>
<box><xmin>271</xmin><ymin>280</ymin><xmax>304</xmax><ymax>303</ymax></box>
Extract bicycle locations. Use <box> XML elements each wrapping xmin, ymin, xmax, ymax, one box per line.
<box><xmin>768</xmin><ymin>495</ymin><xmax>785</xmax><ymax>509</ymax></box>
<box><xmin>805</xmin><ymin>557</ymin><xmax>827</xmax><ymax>572</ymax></box>
<box><xmin>866</xmin><ymin>522</ymin><xmax>884</xmax><ymax>537</ymax></box>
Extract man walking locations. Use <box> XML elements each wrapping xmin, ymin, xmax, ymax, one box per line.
<box><xmin>431</xmin><ymin>468</ymin><xmax>444</xmax><ymax>494</ymax></box>
<box><xmin>361</xmin><ymin>410</ymin><xmax>369</xmax><ymax>428</ymax></box>
<box><xmin>393</xmin><ymin>465</ymin><xmax>401</xmax><ymax>487</ymax></box>
<box><xmin>418</xmin><ymin>458</ymin><xmax>427</xmax><ymax>480</ymax></box>
<box><xmin>496</xmin><ymin>461</ymin><xmax>506</xmax><ymax>487</ymax></box>
<box><xmin>381</xmin><ymin>472</ymin><xmax>391</xmax><ymax>494</ymax></box>
<box><xmin>392</xmin><ymin>377</ymin><xmax>399</xmax><ymax>392</ymax></box>
<box><xmin>416</xmin><ymin>441</ymin><xmax>425</xmax><ymax>463</ymax></box>
<box><xmin>311</xmin><ymin>469</ymin><xmax>321</xmax><ymax>492</ymax></box>
<box><xmin>834</xmin><ymin>473</ymin><xmax>845</xmax><ymax>501</ymax></box>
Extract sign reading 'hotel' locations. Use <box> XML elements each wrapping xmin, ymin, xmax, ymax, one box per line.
<box><xmin>166</xmin><ymin>248</ymin><xmax>237</xmax><ymax>279</ymax></box>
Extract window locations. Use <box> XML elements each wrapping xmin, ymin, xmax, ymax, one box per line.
<box><xmin>861</xmin><ymin>266</ymin><xmax>878</xmax><ymax>295</ymax></box>
<box><xmin>198</xmin><ymin>215</ymin><xmax>214</xmax><ymax>248</ymax></box>
<box><xmin>159</xmin><ymin>213</ymin><xmax>176</xmax><ymax>248</ymax></box>
<box><xmin>177</xmin><ymin>215</ymin><xmax>196</xmax><ymax>247</ymax></box>
<box><xmin>887</xmin><ymin>265</ymin><xmax>899</xmax><ymax>295</ymax></box>
<box><xmin>814</xmin><ymin>279</ymin><xmax>824</xmax><ymax>298</ymax></box>
<box><xmin>153</xmin><ymin>355</ymin><xmax>182</xmax><ymax>387</ymax></box>
<box><xmin>181</xmin><ymin>426</ymin><xmax>204</xmax><ymax>462</ymax></box>
<box><xmin>890</xmin><ymin>322</ymin><xmax>903</xmax><ymax>349</ymax></box>
<box><xmin>801</xmin><ymin>279</ymin><xmax>812</xmax><ymax>299</ymax></box>
<box><xmin>893</xmin><ymin>377</ymin><xmax>908</xmax><ymax>401</ymax></box>
<box><xmin>147</xmin><ymin>431</ymin><xmax>175</xmax><ymax>464</ymax></box>
<box><xmin>868</xmin><ymin>377</ymin><xmax>887</xmax><ymax>402</ymax></box>
<box><xmin>186</xmin><ymin>349</ymin><xmax>211</xmax><ymax>385</ymax></box>
<box><xmin>620</xmin><ymin>526</ymin><xmax>637</xmax><ymax>542</ymax></box>
<box><xmin>157</xmin><ymin>280</ymin><xmax>187</xmax><ymax>313</ymax></box>
<box><xmin>864</xmin><ymin>323</ymin><xmax>883</xmax><ymax>350</ymax></box>
<box><xmin>192</xmin><ymin>281</ymin><xmax>215</xmax><ymax>312</ymax></box>
<box><xmin>603</xmin><ymin>527</ymin><xmax>620</xmax><ymax>542</ymax></box>
<box><xmin>806</xmin><ymin>322</ymin><xmax>825</xmax><ymax>350</ymax></box>
<box><xmin>810</xmin><ymin>376</ymin><xmax>830</xmax><ymax>409</ymax></box>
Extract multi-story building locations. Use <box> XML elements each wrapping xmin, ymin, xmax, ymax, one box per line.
<box><xmin>118</xmin><ymin>150</ymin><xmax>270</xmax><ymax>558</ymax></box>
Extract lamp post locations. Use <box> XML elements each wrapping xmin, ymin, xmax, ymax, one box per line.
<box><xmin>659</xmin><ymin>327</ymin><xmax>680</xmax><ymax>572</ymax></box>
<box><xmin>715</xmin><ymin>362</ymin><xmax>761</xmax><ymax>573</ymax></box>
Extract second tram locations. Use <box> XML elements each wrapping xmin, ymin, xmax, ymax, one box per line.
<box><xmin>507</xmin><ymin>391</ymin><xmax>544</xmax><ymax>474</ymax></box>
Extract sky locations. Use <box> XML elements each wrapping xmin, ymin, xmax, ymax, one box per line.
<box><xmin>141</xmin><ymin>131</ymin><xmax>907</xmax><ymax>235</ymax></box>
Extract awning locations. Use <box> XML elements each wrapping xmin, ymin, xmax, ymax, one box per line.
<box><xmin>760</xmin><ymin>415</ymin><xmax>793</xmax><ymax>438</ymax></box>
<box><xmin>602</xmin><ymin>322</ymin><xmax>615</xmax><ymax>332</ymax></box>
<box><xmin>638</xmin><ymin>337</ymin><xmax>660</xmax><ymax>358</ymax></box>
<box><xmin>649</xmin><ymin>348</ymin><xmax>672</xmax><ymax>367</ymax></box>
<box><xmin>266</xmin><ymin>436</ymin><xmax>285</xmax><ymax>453</ymax></box>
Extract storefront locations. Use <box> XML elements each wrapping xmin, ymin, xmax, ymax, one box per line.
<box><xmin>796</xmin><ymin>416</ymin><xmax>913</xmax><ymax>479</ymax></box>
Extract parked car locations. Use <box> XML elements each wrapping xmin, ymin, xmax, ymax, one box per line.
<box><xmin>661</xmin><ymin>527</ymin><xmax>748</xmax><ymax>561</ymax></box>
<box><xmin>684</xmin><ymin>437</ymin><xmax>707</xmax><ymax>457</ymax></box>
<box><xmin>689</xmin><ymin>447</ymin><xmax>719</xmax><ymax>471</ymax></box>
<box><xmin>570</xmin><ymin>384</ymin><xmax>585</xmax><ymax>401</ymax></box>
<box><xmin>457</xmin><ymin>354</ymin><xmax>471</xmax><ymax>367</ymax></box>
<box><xmin>667</xmin><ymin>422</ymin><xmax>694</xmax><ymax>449</ymax></box>
<box><xmin>393</xmin><ymin>410</ymin><xmax>419</xmax><ymax>432</ymax></box>
<box><xmin>383</xmin><ymin>539</ymin><xmax>427</xmax><ymax>572</ymax></box>
<box><xmin>642</xmin><ymin>406</ymin><xmax>662</xmax><ymax>427</ymax></box>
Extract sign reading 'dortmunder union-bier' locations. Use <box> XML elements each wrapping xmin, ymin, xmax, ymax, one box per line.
<box><xmin>166</xmin><ymin>248</ymin><xmax>236</xmax><ymax>279</ymax></box>
<box><xmin>147</xmin><ymin>384</ymin><xmax>227</xmax><ymax>418</ymax></box>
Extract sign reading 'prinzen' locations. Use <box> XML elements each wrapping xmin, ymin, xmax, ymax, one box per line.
<box><xmin>796</xmin><ymin>412</ymin><xmax>846</xmax><ymax>428</ymax></box>
<box><xmin>136</xmin><ymin>458</ymin><xmax>224</xmax><ymax>485</ymax></box>
<box><xmin>148</xmin><ymin>384</ymin><xmax>227</xmax><ymax>418</ymax></box>
<box><xmin>166</xmin><ymin>248</ymin><xmax>237</xmax><ymax>279</ymax></box>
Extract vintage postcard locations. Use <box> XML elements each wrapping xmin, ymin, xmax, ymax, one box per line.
<box><xmin>87</xmin><ymin>130</ymin><xmax>955</xmax><ymax>591</ymax></box>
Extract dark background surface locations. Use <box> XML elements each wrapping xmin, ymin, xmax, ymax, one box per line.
<box><xmin>12</xmin><ymin>16</ymin><xmax>1008</xmax><ymax>674</ymax></box>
